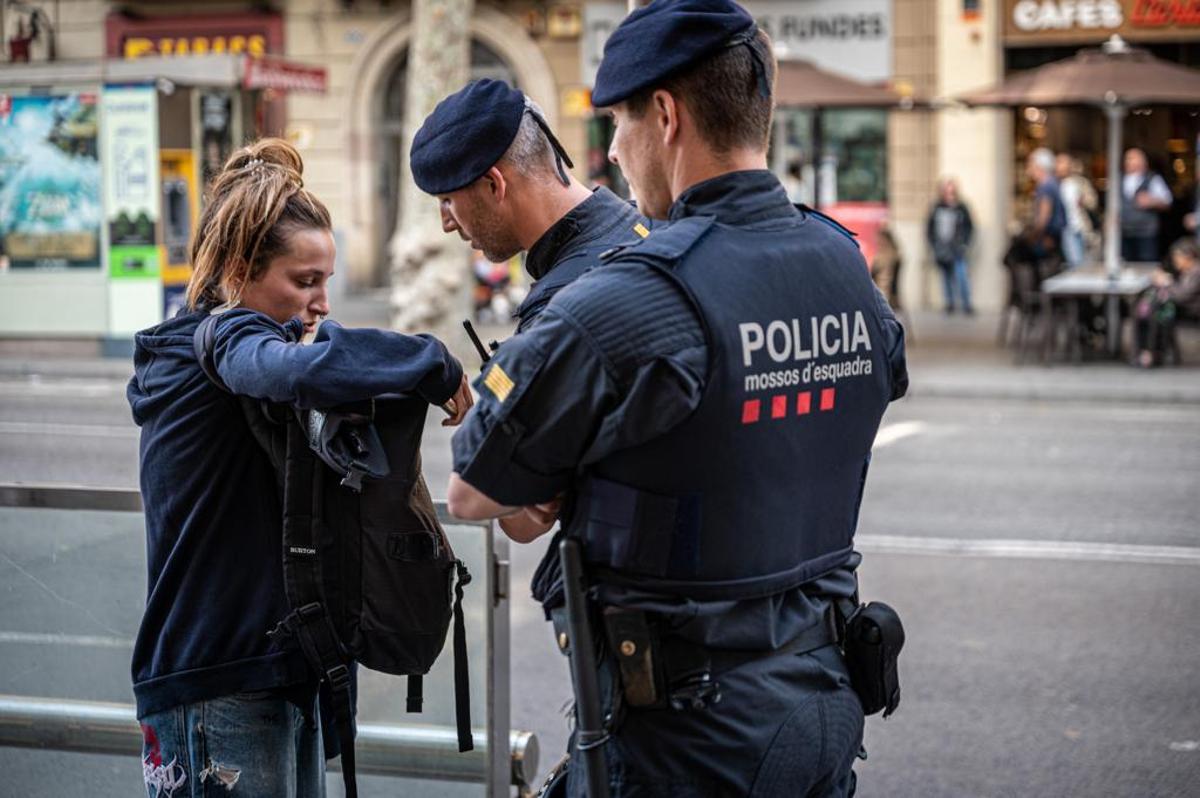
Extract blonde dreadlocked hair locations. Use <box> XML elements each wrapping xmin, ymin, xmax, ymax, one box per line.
<box><xmin>186</xmin><ymin>138</ymin><xmax>331</xmax><ymax>310</ymax></box>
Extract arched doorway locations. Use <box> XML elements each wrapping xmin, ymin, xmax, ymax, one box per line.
<box><xmin>343</xmin><ymin>7</ymin><xmax>559</xmax><ymax>288</ymax></box>
<box><xmin>373</xmin><ymin>41</ymin><xmax>518</xmax><ymax>271</ymax></box>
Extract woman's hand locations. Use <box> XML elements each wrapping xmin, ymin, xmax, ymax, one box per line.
<box><xmin>442</xmin><ymin>374</ymin><xmax>474</xmax><ymax>426</ymax></box>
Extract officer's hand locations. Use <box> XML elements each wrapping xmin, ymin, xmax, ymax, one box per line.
<box><xmin>499</xmin><ymin>512</ymin><xmax>555</xmax><ymax>543</ymax></box>
<box><xmin>441</xmin><ymin>374</ymin><xmax>474</xmax><ymax>426</ymax></box>
<box><xmin>524</xmin><ymin>495</ymin><xmax>563</xmax><ymax>527</ymax></box>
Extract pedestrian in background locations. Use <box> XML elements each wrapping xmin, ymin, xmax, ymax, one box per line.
<box><xmin>1056</xmin><ymin>153</ymin><xmax>1098</xmax><ymax>269</ymax></box>
<box><xmin>1024</xmin><ymin>147</ymin><xmax>1066</xmax><ymax>267</ymax></box>
<box><xmin>128</xmin><ymin>138</ymin><xmax>470</xmax><ymax>797</ymax></box>
<box><xmin>1132</xmin><ymin>237</ymin><xmax>1200</xmax><ymax>368</ymax></box>
<box><xmin>926</xmin><ymin>177</ymin><xmax>975</xmax><ymax>314</ymax></box>
<box><xmin>783</xmin><ymin>158</ymin><xmax>811</xmax><ymax>206</ymax></box>
<box><xmin>1121</xmin><ymin>147</ymin><xmax>1172</xmax><ymax>263</ymax></box>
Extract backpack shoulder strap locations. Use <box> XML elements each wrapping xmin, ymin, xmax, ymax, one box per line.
<box><xmin>192</xmin><ymin>313</ymin><xmax>231</xmax><ymax>393</ymax></box>
<box><xmin>274</xmin><ymin>418</ymin><xmax>362</xmax><ymax>797</ymax></box>
<box><xmin>196</xmin><ymin>311</ymin><xmax>363</xmax><ymax>795</ymax></box>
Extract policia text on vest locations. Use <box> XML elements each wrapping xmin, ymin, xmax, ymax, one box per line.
<box><xmin>740</xmin><ymin>311</ymin><xmax>875</xmax><ymax>393</ymax></box>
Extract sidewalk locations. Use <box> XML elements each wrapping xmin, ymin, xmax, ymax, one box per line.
<box><xmin>1</xmin><ymin>298</ymin><xmax>1197</xmax><ymax>405</ymax></box>
<box><xmin>903</xmin><ymin>309</ymin><xmax>1200</xmax><ymax>405</ymax></box>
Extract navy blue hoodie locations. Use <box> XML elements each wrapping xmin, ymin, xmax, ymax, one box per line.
<box><xmin>127</xmin><ymin>307</ymin><xmax>462</xmax><ymax>718</ymax></box>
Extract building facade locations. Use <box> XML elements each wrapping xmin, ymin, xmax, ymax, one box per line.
<box><xmin>13</xmin><ymin>0</ymin><xmax>1190</xmax><ymax>338</ymax></box>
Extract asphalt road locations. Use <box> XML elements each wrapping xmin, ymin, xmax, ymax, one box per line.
<box><xmin>1</xmin><ymin>359</ymin><xmax>1198</xmax><ymax>796</ymax></box>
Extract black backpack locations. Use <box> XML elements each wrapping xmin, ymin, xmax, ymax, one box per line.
<box><xmin>194</xmin><ymin>314</ymin><xmax>472</xmax><ymax>798</ymax></box>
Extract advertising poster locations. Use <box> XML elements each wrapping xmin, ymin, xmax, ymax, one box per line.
<box><xmin>0</xmin><ymin>93</ymin><xmax>101</xmax><ymax>270</ymax></box>
<box><xmin>103</xmin><ymin>85</ymin><xmax>160</xmax><ymax>279</ymax></box>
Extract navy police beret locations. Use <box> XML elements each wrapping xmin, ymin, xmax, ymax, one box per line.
<box><xmin>410</xmin><ymin>79</ymin><xmax>525</xmax><ymax>195</ymax></box>
<box><xmin>592</xmin><ymin>0</ymin><xmax>757</xmax><ymax>108</ymax></box>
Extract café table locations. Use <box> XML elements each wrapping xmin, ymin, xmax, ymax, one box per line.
<box><xmin>1039</xmin><ymin>263</ymin><xmax>1155</xmax><ymax>362</ymax></box>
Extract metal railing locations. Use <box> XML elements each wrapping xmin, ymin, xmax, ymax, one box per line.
<box><xmin>0</xmin><ymin>483</ymin><xmax>534</xmax><ymax>796</ymax></box>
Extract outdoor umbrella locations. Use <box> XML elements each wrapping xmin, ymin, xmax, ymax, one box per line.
<box><xmin>775</xmin><ymin>59</ymin><xmax>912</xmax><ymax>110</ymax></box>
<box><xmin>958</xmin><ymin>35</ymin><xmax>1200</xmax><ymax>279</ymax></box>
<box><xmin>773</xmin><ymin>59</ymin><xmax>918</xmax><ymax>208</ymax></box>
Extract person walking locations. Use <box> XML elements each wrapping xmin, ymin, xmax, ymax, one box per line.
<box><xmin>129</xmin><ymin>138</ymin><xmax>470</xmax><ymax>797</ymax></box>
<box><xmin>926</xmin><ymin>177</ymin><xmax>975</xmax><ymax>314</ymax></box>
<box><xmin>444</xmin><ymin>1</ymin><xmax>908</xmax><ymax>794</ymax></box>
<box><xmin>1121</xmin><ymin>147</ymin><xmax>1173</xmax><ymax>262</ymax></box>
<box><xmin>1056</xmin><ymin>153</ymin><xmax>1099</xmax><ymax>269</ymax></box>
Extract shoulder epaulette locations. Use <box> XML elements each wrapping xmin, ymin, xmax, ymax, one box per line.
<box><xmin>796</xmin><ymin>204</ymin><xmax>860</xmax><ymax>249</ymax></box>
<box><xmin>599</xmin><ymin>216</ymin><xmax>715</xmax><ymax>264</ymax></box>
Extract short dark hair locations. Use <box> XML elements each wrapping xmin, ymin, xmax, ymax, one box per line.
<box><xmin>1169</xmin><ymin>236</ymin><xmax>1200</xmax><ymax>264</ymax></box>
<box><xmin>625</xmin><ymin>28</ymin><xmax>775</xmax><ymax>154</ymax></box>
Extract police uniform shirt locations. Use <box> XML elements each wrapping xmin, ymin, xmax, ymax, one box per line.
<box><xmin>453</xmin><ymin>170</ymin><xmax>906</xmax><ymax>648</ymax></box>
<box><xmin>515</xmin><ymin>186</ymin><xmax>650</xmax><ymax>332</ymax></box>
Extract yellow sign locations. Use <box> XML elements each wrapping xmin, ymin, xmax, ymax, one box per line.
<box><xmin>561</xmin><ymin>87</ymin><xmax>593</xmax><ymax>119</ymax></box>
<box><xmin>4</xmin><ymin>232</ymin><xmax>97</xmax><ymax>260</ymax></box>
<box><xmin>548</xmin><ymin>6</ymin><xmax>583</xmax><ymax>39</ymax></box>
<box><xmin>484</xmin><ymin>364</ymin><xmax>515</xmax><ymax>403</ymax></box>
<box><xmin>123</xmin><ymin>34</ymin><xmax>267</xmax><ymax>59</ymax></box>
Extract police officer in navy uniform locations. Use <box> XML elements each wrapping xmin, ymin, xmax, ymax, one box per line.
<box><xmin>411</xmin><ymin>78</ymin><xmax>652</xmax><ymax>335</ymax></box>
<box><xmin>447</xmin><ymin>1</ymin><xmax>908</xmax><ymax>794</ymax></box>
<box><xmin>412</xmin><ymin>78</ymin><xmax>652</xmax><ymax>544</ymax></box>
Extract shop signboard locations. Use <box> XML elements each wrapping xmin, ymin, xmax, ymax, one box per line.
<box><xmin>243</xmin><ymin>56</ymin><xmax>328</xmax><ymax>93</ymax></box>
<box><xmin>0</xmin><ymin>93</ymin><xmax>101</xmax><ymax>271</ymax></box>
<box><xmin>103</xmin><ymin>86</ymin><xmax>160</xmax><ymax>280</ymax></box>
<box><xmin>583</xmin><ymin>0</ymin><xmax>892</xmax><ymax>85</ymax></box>
<box><xmin>1005</xmin><ymin>0</ymin><xmax>1200</xmax><ymax>45</ymax></box>
<box><xmin>105</xmin><ymin>11</ymin><xmax>284</xmax><ymax>61</ymax></box>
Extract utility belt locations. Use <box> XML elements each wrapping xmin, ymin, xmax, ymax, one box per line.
<box><xmin>551</xmin><ymin>597</ymin><xmax>903</xmax><ymax>718</ymax></box>
<box><xmin>553</xmin><ymin>605</ymin><xmax>839</xmax><ymax>713</ymax></box>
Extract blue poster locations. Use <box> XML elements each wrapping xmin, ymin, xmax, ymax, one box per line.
<box><xmin>0</xmin><ymin>93</ymin><xmax>102</xmax><ymax>270</ymax></box>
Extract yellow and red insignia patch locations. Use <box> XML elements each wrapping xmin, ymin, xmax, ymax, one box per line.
<box><xmin>483</xmin><ymin>363</ymin><xmax>515</xmax><ymax>403</ymax></box>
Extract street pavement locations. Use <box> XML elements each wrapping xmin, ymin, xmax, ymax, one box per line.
<box><xmin>0</xmin><ymin>308</ymin><xmax>1198</xmax><ymax>796</ymax></box>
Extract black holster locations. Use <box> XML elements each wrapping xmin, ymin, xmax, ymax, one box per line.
<box><xmin>842</xmin><ymin>601</ymin><xmax>904</xmax><ymax>718</ymax></box>
<box><xmin>602</xmin><ymin>606</ymin><xmax>839</xmax><ymax>714</ymax></box>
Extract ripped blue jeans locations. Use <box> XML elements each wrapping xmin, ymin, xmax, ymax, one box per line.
<box><xmin>140</xmin><ymin>690</ymin><xmax>325</xmax><ymax>797</ymax></box>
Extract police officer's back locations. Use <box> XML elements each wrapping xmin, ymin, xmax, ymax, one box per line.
<box><xmin>447</xmin><ymin>2</ymin><xmax>908</xmax><ymax>794</ymax></box>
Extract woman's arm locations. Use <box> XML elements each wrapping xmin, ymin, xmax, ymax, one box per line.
<box><xmin>213</xmin><ymin>310</ymin><xmax>463</xmax><ymax>408</ymax></box>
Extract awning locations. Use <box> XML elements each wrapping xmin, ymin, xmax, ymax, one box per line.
<box><xmin>0</xmin><ymin>53</ymin><xmax>326</xmax><ymax>94</ymax></box>
<box><xmin>774</xmin><ymin>59</ymin><xmax>917</xmax><ymax>109</ymax></box>
<box><xmin>957</xmin><ymin>40</ymin><xmax>1200</xmax><ymax>108</ymax></box>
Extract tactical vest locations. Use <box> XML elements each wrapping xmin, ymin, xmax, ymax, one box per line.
<box><xmin>565</xmin><ymin>210</ymin><xmax>894</xmax><ymax>604</ymax></box>
<box><xmin>1121</xmin><ymin>174</ymin><xmax>1160</xmax><ymax>238</ymax></box>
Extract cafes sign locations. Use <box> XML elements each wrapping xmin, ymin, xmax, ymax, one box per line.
<box><xmin>1006</xmin><ymin>1</ymin><xmax>1200</xmax><ymax>45</ymax></box>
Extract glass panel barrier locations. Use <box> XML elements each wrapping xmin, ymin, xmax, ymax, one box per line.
<box><xmin>0</xmin><ymin>495</ymin><xmax>519</xmax><ymax>798</ymax></box>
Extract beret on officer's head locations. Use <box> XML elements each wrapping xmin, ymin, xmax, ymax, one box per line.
<box><xmin>410</xmin><ymin>79</ymin><xmax>526</xmax><ymax>196</ymax></box>
<box><xmin>592</xmin><ymin>0</ymin><xmax>757</xmax><ymax>108</ymax></box>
